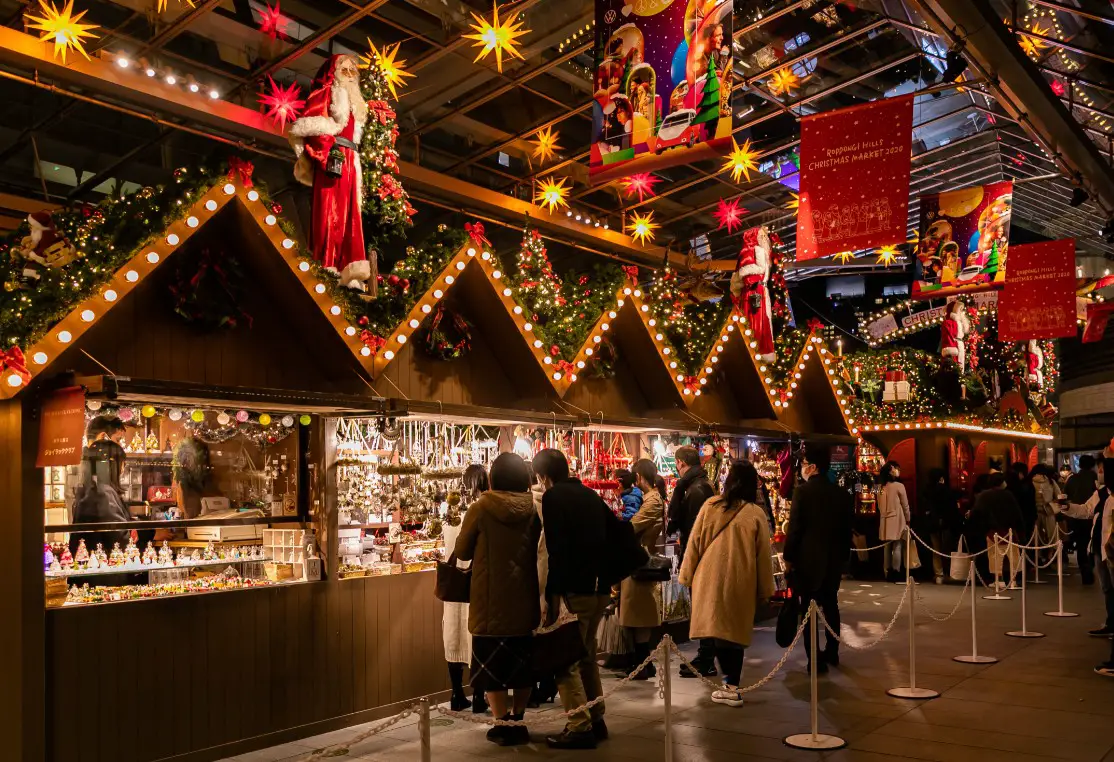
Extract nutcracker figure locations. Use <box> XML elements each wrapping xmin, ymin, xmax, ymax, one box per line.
<box><xmin>730</xmin><ymin>225</ymin><xmax>776</xmax><ymax>363</ymax></box>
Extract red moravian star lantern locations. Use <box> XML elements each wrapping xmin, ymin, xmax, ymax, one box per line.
<box><xmin>259</xmin><ymin>76</ymin><xmax>305</xmax><ymax>131</ymax></box>
<box><xmin>258</xmin><ymin>2</ymin><xmax>288</xmax><ymax>39</ymax></box>
<box><xmin>713</xmin><ymin>198</ymin><xmax>747</xmax><ymax>233</ymax></box>
<box><xmin>620</xmin><ymin>173</ymin><xmax>660</xmax><ymax>203</ymax></box>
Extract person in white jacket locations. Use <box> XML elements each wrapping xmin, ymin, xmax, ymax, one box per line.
<box><xmin>878</xmin><ymin>461</ymin><xmax>910</xmax><ymax>581</ymax></box>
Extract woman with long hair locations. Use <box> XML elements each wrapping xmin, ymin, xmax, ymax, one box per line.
<box><xmin>878</xmin><ymin>460</ymin><xmax>910</xmax><ymax>581</ymax></box>
<box><xmin>454</xmin><ymin>453</ymin><xmax>541</xmax><ymax>745</ymax></box>
<box><xmin>620</xmin><ymin>458</ymin><xmax>665</xmax><ymax>679</ymax></box>
<box><xmin>679</xmin><ymin>460</ymin><xmax>774</xmax><ymax>707</ymax></box>
<box><xmin>442</xmin><ymin>464</ymin><xmax>489</xmax><ymax>713</ymax></box>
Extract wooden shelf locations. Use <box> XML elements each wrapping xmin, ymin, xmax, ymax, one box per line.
<box><xmin>45</xmin><ymin>515</ymin><xmax>303</xmax><ymax>533</ymax></box>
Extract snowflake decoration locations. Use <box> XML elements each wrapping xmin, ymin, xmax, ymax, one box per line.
<box><xmin>713</xmin><ymin>198</ymin><xmax>747</xmax><ymax>234</ymax></box>
<box><xmin>464</xmin><ymin>2</ymin><xmax>530</xmax><ymax>74</ymax></box>
<box><xmin>833</xmin><ymin>251</ymin><xmax>854</xmax><ymax>264</ymax></box>
<box><xmin>259</xmin><ymin>76</ymin><xmax>305</xmax><ymax>131</ymax></box>
<box><xmin>621</xmin><ymin>173</ymin><xmax>660</xmax><ymax>203</ymax></box>
<box><xmin>1018</xmin><ymin>23</ymin><xmax>1050</xmax><ymax>58</ymax></box>
<box><xmin>25</xmin><ymin>0</ymin><xmax>99</xmax><ymax>64</ymax></box>
<box><xmin>724</xmin><ymin>138</ymin><xmax>759</xmax><ymax>183</ymax></box>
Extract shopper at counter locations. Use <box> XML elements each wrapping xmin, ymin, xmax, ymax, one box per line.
<box><xmin>70</xmin><ymin>416</ymin><xmax>133</xmax><ymax>558</ymax></box>
<box><xmin>453</xmin><ymin>453</ymin><xmax>540</xmax><ymax>746</ymax></box>
<box><xmin>533</xmin><ymin>448</ymin><xmax>612</xmax><ymax>750</ymax></box>
<box><xmin>616</xmin><ymin>468</ymin><xmax>643</xmax><ymax>521</ymax></box>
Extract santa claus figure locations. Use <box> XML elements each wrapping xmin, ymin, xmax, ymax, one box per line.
<box><xmin>939</xmin><ymin>300</ymin><xmax>970</xmax><ymax>371</ymax></box>
<box><xmin>730</xmin><ymin>225</ymin><xmax>775</xmax><ymax>362</ymax></box>
<box><xmin>1026</xmin><ymin>339</ymin><xmax>1044</xmax><ymax>390</ymax></box>
<box><xmin>288</xmin><ymin>54</ymin><xmax>371</xmax><ymax>291</ymax></box>
<box><xmin>11</xmin><ymin>211</ymin><xmax>77</xmax><ymax>287</ymax></box>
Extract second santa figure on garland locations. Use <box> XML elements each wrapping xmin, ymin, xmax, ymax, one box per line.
<box><xmin>288</xmin><ymin>54</ymin><xmax>372</xmax><ymax>291</ymax></box>
<box><xmin>939</xmin><ymin>300</ymin><xmax>971</xmax><ymax>372</ymax></box>
<box><xmin>730</xmin><ymin>225</ymin><xmax>776</xmax><ymax>363</ymax></box>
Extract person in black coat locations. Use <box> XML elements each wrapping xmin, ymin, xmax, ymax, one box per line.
<box><xmin>663</xmin><ymin>445</ymin><xmax>717</xmax><ymax>677</ymax></box>
<box><xmin>783</xmin><ymin>444</ymin><xmax>853</xmax><ymax>672</ymax></box>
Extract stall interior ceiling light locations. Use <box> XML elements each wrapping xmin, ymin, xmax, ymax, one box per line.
<box><xmin>858</xmin><ymin>421</ymin><xmax>1052</xmax><ymax>440</ymax></box>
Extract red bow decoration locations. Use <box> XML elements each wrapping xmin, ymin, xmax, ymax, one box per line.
<box><xmin>465</xmin><ymin>222</ymin><xmax>490</xmax><ymax>248</ymax></box>
<box><xmin>621</xmin><ymin>265</ymin><xmax>639</xmax><ymax>281</ymax></box>
<box><xmin>556</xmin><ymin>360</ymin><xmax>576</xmax><ymax>376</ymax></box>
<box><xmin>368</xmin><ymin>100</ymin><xmax>397</xmax><ymax>125</ymax></box>
<box><xmin>227</xmin><ymin>157</ymin><xmax>255</xmax><ymax>188</ymax></box>
<box><xmin>682</xmin><ymin>375</ymin><xmax>700</xmax><ymax>393</ymax></box>
<box><xmin>806</xmin><ymin>318</ymin><xmax>824</xmax><ymax>334</ymax></box>
<box><xmin>0</xmin><ymin>346</ymin><xmax>30</xmax><ymax>384</ymax></box>
<box><xmin>359</xmin><ymin>331</ymin><xmax>386</xmax><ymax>355</ymax></box>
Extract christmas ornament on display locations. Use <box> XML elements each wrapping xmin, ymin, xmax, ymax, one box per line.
<box><xmin>731</xmin><ymin>226</ymin><xmax>777</xmax><ymax>363</ymax></box>
<box><xmin>260</xmin><ymin>76</ymin><xmax>305</xmax><ymax>131</ymax></box>
<box><xmin>157</xmin><ymin>0</ymin><xmax>194</xmax><ymax>12</ymax></box>
<box><xmin>288</xmin><ymin>55</ymin><xmax>374</xmax><ymax>291</ymax></box>
<box><xmin>25</xmin><ymin>0</ymin><xmax>99</xmax><ymax>64</ymax></box>
<box><xmin>833</xmin><ymin>251</ymin><xmax>854</xmax><ymax>264</ymax></box>
<box><xmin>713</xmin><ymin>198</ymin><xmax>746</xmax><ymax>233</ymax></box>
<box><xmin>786</xmin><ymin>192</ymin><xmax>799</xmax><ymax>212</ymax></box>
<box><xmin>939</xmin><ymin>300</ymin><xmax>970</xmax><ymax>372</ymax></box>
<box><xmin>620</xmin><ymin>173</ymin><xmax>660</xmax><ymax>203</ymax></box>
<box><xmin>465</xmin><ymin>2</ymin><xmax>529</xmax><ymax>73</ymax></box>
<box><xmin>7</xmin><ymin>211</ymin><xmax>79</xmax><ymax>290</ymax></box>
<box><xmin>875</xmin><ymin>244</ymin><xmax>899</xmax><ymax>266</ymax></box>
<box><xmin>531</xmin><ymin>126</ymin><xmax>561</xmax><ymax>163</ymax></box>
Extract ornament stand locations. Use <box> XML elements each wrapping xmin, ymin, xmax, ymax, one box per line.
<box><xmin>887</xmin><ymin>530</ymin><xmax>940</xmax><ymax>700</ymax></box>
<box><xmin>784</xmin><ymin>602</ymin><xmax>847</xmax><ymax>750</ymax></box>
<box><xmin>954</xmin><ymin>561</ymin><xmax>998</xmax><ymax>664</ymax></box>
<box><xmin>1044</xmin><ymin>541</ymin><xmax>1079</xmax><ymax>618</ymax></box>
<box><xmin>1005</xmin><ymin>543</ymin><xmax>1044</xmax><ymax>638</ymax></box>
<box><xmin>983</xmin><ymin>532</ymin><xmax>1012</xmax><ymax>601</ymax></box>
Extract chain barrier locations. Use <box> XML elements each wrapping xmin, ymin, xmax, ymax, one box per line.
<box><xmin>913</xmin><ymin>574</ymin><xmax>970</xmax><ymax>622</ymax></box>
<box><xmin>906</xmin><ymin>527</ymin><xmax>992</xmax><ymax>559</ymax></box>
<box><xmin>818</xmin><ymin>580</ymin><xmax>911</xmax><ymax>650</ymax></box>
<box><xmin>667</xmin><ymin>614</ymin><xmax>809</xmax><ymax>694</ymax></box>
<box><xmin>296</xmin><ymin>704</ymin><xmax>419</xmax><ymax>761</ymax></box>
<box><xmin>851</xmin><ymin>538</ymin><xmax>893</xmax><ymax>552</ymax></box>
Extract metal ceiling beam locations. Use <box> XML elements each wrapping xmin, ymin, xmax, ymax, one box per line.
<box><xmin>1029</xmin><ymin>0</ymin><xmax>1114</xmax><ymax>27</ymax></box>
<box><xmin>446</xmin><ymin>102</ymin><xmax>592</xmax><ymax>173</ymax></box>
<box><xmin>909</xmin><ymin>0</ymin><xmax>1114</xmax><ymax>215</ymax></box>
<box><xmin>137</xmin><ymin>0</ymin><xmax>223</xmax><ymax>57</ymax></box>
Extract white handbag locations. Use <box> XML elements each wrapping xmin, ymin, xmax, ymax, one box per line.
<box><xmin>949</xmin><ymin>536</ymin><xmax>971</xmax><ymax>582</ymax></box>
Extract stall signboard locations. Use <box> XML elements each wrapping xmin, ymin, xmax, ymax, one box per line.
<box><xmin>590</xmin><ymin>0</ymin><xmax>733</xmax><ymax>182</ymax></box>
<box><xmin>864</xmin><ymin>292</ymin><xmax>998</xmax><ymax>342</ymax></box>
<box><xmin>796</xmin><ymin>94</ymin><xmax>914</xmax><ymax>260</ymax></box>
<box><xmin>36</xmin><ymin>386</ymin><xmax>85</xmax><ymax>467</ymax></box>
<box><xmin>998</xmin><ymin>239</ymin><xmax>1077</xmax><ymax>342</ymax></box>
<box><xmin>913</xmin><ymin>181</ymin><xmax>1013</xmax><ymax>300</ymax></box>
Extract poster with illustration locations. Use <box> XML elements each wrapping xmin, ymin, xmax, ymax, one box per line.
<box><xmin>590</xmin><ymin>0</ymin><xmax>733</xmax><ymax>183</ymax></box>
<box><xmin>912</xmin><ymin>181</ymin><xmax>1013</xmax><ymax>300</ymax></box>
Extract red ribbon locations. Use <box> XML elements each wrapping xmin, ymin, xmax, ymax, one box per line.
<box><xmin>622</xmin><ymin>265</ymin><xmax>639</xmax><ymax>281</ymax></box>
<box><xmin>368</xmin><ymin>100</ymin><xmax>397</xmax><ymax>125</ymax></box>
<box><xmin>556</xmin><ymin>360</ymin><xmax>576</xmax><ymax>376</ymax></box>
<box><xmin>465</xmin><ymin>222</ymin><xmax>490</xmax><ymax>248</ymax></box>
<box><xmin>806</xmin><ymin>317</ymin><xmax>823</xmax><ymax>333</ymax></box>
<box><xmin>682</xmin><ymin>375</ymin><xmax>700</xmax><ymax>392</ymax></box>
<box><xmin>227</xmin><ymin>157</ymin><xmax>255</xmax><ymax>189</ymax></box>
<box><xmin>359</xmin><ymin>331</ymin><xmax>386</xmax><ymax>355</ymax></box>
<box><xmin>0</xmin><ymin>346</ymin><xmax>30</xmax><ymax>383</ymax></box>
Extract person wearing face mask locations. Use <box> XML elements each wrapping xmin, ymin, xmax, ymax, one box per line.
<box><xmin>878</xmin><ymin>461</ymin><xmax>910</xmax><ymax>582</ymax></box>
<box><xmin>783</xmin><ymin>445</ymin><xmax>853</xmax><ymax>673</ymax></box>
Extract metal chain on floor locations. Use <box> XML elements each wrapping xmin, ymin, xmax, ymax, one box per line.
<box><xmin>296</xmin><ymin>704</ymin><xmax>418</xmax><ymax>761</ymax></box>
<box><xmin>818</xmin><ymin>580</ymin><xmax>911</xmax><ymax>650</ymax></box>
<box><xmin>913</xmin><ymin>573</ymin><xmax>970</xmax><ymax>622</ymax></box>
<box><xmin>668</xmin><ymin>613</ymin><xmax>809</xmax><ymax>694</ymax></box>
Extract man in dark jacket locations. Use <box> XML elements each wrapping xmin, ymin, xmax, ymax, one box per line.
<box><xmin>1064</xmin><ymin>456</ymin><xmax>1099</xmax><ymax>585</ymax></box>
<box><xmin>664</xmin><ymin>445</ymin><xmax>717</xmax><ymax>677</ymax></box>
<box><xmin>783</xmin><ymin>444</ymin><xmax>853</xmax><ymax>673</ymax></box>
<box><xmin>534</xmin><ymin>449</ymin><xmax>612</xmax><ymax>750</ymax></box>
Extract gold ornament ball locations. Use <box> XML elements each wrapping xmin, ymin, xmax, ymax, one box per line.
<box><xmin>141</xmin><ymin>405</ymin><xmax>156</xmax><ymax>419</ymax></box>
<box><xmin>299</xmin><ymin>414</ymin><xmax>312</xmax><ymax>426</ymax></box>
<box><xmin>191</xmin><ymin>410</ymin><xmax>205</xmax><ymax>423</ymax></box>
<box><xmin>259</xmin><ymin>413</ymin><xmax>272</xmax><ymax>426</ymax></box>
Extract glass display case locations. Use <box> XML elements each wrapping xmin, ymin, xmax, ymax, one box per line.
<box><xmin>43</xmin><ymin>399</ymin><xmax>315</xmax><ymax>607</ymax></box>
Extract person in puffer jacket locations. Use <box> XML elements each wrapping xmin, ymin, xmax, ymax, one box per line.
<box><xmin>616</xmin><ymin>468</ymin><xmax>643</xmax><ymax>521</ymax></box>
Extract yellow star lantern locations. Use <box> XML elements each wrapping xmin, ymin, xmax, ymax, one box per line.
<box><xmin>25</xmin><ymin>0</ymin><xmax>100</xmax><ymax>64</ymax></box>
<box><xmin>627</xmin><ymin>210</ymin><xmax>658</xmax><ymax>246</ymax></box>
<box><xmin>833</xmin><ymin>251</ymin><xmax>854</xmax><ymax>264</ymax></box>
<box><xmin>156</xmin><ymin>0</ymin><xmax>195</xmax><ymax>13</ymax></box>
<box><xmin>767</xmin><ymin>67</ymin><xmax>800</xmax><ymax>97</ymax></box>
<box><xmin>535</xmin><ymin>176</ymin><xmax>569</xmax><ymax>213</ymax></box>
<box><xmin>360</xmin><ymin>39</ymin><xmax>414</xmax><ymax>100</ymax></box>
<box><xmin>724</xmin><ymin>138</ymin><xmax>759</xmax><ymax>183</ymax></box>
<box><xmin>464</xmin><ymin>2</ymin><xmax>530</xmax><ymax>74</ymax></box>
<box><xmin>1018</xmin><ymin>23</ymin><xmax>1049</xmax><ymax>58</ymax></box>
<box><xmin>876</xmin><ymin>245</ymin><xmax>900</xmax><ymax>266</ymax></box>
<box><xmin>531</xmin><ymin>126</ymin><xmax>561</xmax><ymax>163</ymax></box>
<box><xmin>786</xmin><ymin>192</ymin><xmax>800</xmax><ymax>213</ymax></box>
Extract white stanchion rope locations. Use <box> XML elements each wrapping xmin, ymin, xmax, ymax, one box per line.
<box><xmin>913</xmin><ymin>573</ymin><xmax>971</xmax><ymax>622</ymax></box>
<box><xmin>819</xmin><ymin>580</ymin><xmax>911</xmax><ymax>650</ymax></box>
<box><xmin>297</xmin><ymin>703</ymin><xmax>420</xmax><ymax>760</ymax></box>
<box><xmin>851</xmin><ymin>538</ymin><xmax>893</xmax><ymax>552</ymax></box>
<box><xmin>667</xmin><ymin>613</ymin><xmax>809</xmax><ymax>694</ymax></box>
<box><xmin>907</xmin><ymin>526</ymin><xmax>991</xmax><ymax>559</ymax></box>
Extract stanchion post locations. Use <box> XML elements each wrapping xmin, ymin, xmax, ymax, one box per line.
<box><xmin>1045</xmin><ymin>540</ymin><xmax>1080</xmax><ymax>618</ymax></box>
<box><xmin>1031</xmin><ymin>525</ymin><xmax>1048</xmax><ymax>584</ymax></box>
<box><xmin>662</xmin><ymin>635</ymin><xmax>673</xmax><ymax>762</ymax></box>
<box><xmin>784</xmin><ymin>602</ymin><xmax>846</xmax><ymax>750</ymax></box>
<box><xmin>419</xmin><ymin>697</ymin><xmax>431</xmax><ymax>762</ymax></box>
<box><xmin>887</xmin><ymin>546</ymin><xmax>939</xmax><ymax>700</ymax></box>
<box><xmin>1007</xmin><ymin>537</ymin><xmax>1045</xmax><ymax>638</ymax></box>
<box><xmin>984</xmin><ymin>533</ymin><xmax>1011</xmax><ymax>600</ymax></box>
<box><xmin>955</xmin><ymin>559</ymin><xmax>998</xmax><ymax>664</ymax></box>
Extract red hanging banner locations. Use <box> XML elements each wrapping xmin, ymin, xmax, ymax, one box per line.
<box><xmin>1083</xmin><ymin>301</ymin><xmax>1114</xmax><ymax>343</ymax></box>
<box><xmin>36</xmin><ymin>386</ymin><xmax>86</xmax><ymax>468</ymax></box>
<box><xmin>796</xmin><ymin>94</ymin><xmax>914</xmax><ymax>260</ymax></box>
<box><xmin>998</xmin><ymin>239</ymin><xmax>1077</xmax><ymax>342</ymax></box>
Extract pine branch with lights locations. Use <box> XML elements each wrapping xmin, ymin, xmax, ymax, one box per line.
<box><xmin>359</xmin><ymin>61</ymin><xmax>415</xmax><ymax>246</ymax></box>
<box><xmin>643</xmin><ymin>267</ymin><xmax>731</xmax><ymax>375</ymax></box>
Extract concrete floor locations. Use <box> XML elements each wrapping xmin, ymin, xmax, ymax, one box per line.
<box><xmin>218</xmin><ymin>572</ymin><xmax>1114</xmax><ymax>762</ymax></box>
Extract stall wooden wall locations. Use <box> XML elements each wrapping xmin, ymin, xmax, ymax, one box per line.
<box><xmin>46</xmin><ymin>573</ymin><xmax>446</xmax><ymax>762</ymax></box>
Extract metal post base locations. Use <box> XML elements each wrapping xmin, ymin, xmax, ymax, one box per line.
<box><xmin>1030</xmin><ymin>579</ymin><xmax>1050</xmax><ymax>585</ymax></box>
<box><xmin>954</xmin><ymin>654</ymin><xmax>998</xmax><ymax>664</ymax></box>
<box><xmin>983</xmin><ymin>593</ymin><xmax>1011</xmax><ymax>600</ymax></box>
<box><xmin>1006</xmin><ymin>630</ymin><xmax>1045</xmax><ymax>638</ymax></box>
<box><xmin>1043</xmin><ymin>611</ymin><xmax>1080</xmax><ymax>617</ymax></box>
<box><xmin>784</xmin><ymin>734</ymin><xmax>847</xmax><ymax>750</ymax></box>
<box><xmin>886</xmin><ymin>687</ymin><xmax>939</xmax><ymax>699</ymax></box>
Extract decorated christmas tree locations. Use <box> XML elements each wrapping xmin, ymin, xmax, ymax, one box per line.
<box><xmin>694</xmin><ymin>58</ymin><xmax>721</xmax><ymax>127</ymax></box>
<box><xmin>359</xmin><ymin>59</ymin><xmax>416</xmax><ymax>245</ymax></box>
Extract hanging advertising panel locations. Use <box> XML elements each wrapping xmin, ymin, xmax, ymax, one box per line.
<box><xmin>590</xmin><ymin>0</ymin><xmax>733</xmax><ymax>183</ymax></box>
<box><xmin>998</xmin><ymin>239</ymin><xmax>1077</xmax><ymax>342</ymax></box>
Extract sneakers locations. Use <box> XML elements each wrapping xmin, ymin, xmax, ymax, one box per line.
<box><xmin>1095</xmin><ymin>662</ymin><xmax>1114</xmax><ymax>677</ymax></box>
<box><xmin>486</xmin><ymin>714</ymin><xmax>529</xmax><ymax>746</ymax></box>
<box><xmin>591</xmin><ymin>719</ymin><xmax>609</xmax><ymax>741</ymax></box>
<box><xmin>546</xmin><ymin>727</ymin><xmax>597</xmax><ymax>749</ymax></box>
<box><xmin>711</xmin><ymin>689</ymin><xmax>745</xmax><ymax>707</ymax></box>
<box><xmin>1087</xmin><ymin>626</ymin><xmax>1114</xmax><ymax>637</ymax></box>
<box><xmin>679</xmin><ymin>662</ymin><xmax>718</xmax><ymax>678</ymax></box>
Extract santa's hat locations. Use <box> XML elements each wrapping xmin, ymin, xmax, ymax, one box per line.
<box><xmin>28</xmin><ymin>210</ymin><xmax>53</xmax><ymax>229</ymax></box>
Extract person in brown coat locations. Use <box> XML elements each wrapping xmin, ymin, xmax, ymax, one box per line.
<box><xmin>620</xmin><ymin>458</ymin><xmax>665</xmax><ymax>680</ymax></box>
<box><xmin>454</xmin><ymin>453</ymin><xmax>541</xmax><ymax>746</ymax></box>
<box><xmin>679</xmin><ymin>460</ymin><xmax>775</xmax><ymax>708</ymax></box>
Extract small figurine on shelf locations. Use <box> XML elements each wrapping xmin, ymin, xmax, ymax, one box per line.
<box><xmin>145</xmin><ymin>432</ymin><xmax>159</xmax><ymax>452</ymax></box>
<box><xmin>230</xmin><ymin>546</ymin><xmax>241</xmax><ymax>560</ymax></box>
<box><xmin>43</xmin><ymin>543</ymin><xmax>55</xmax><ymax>572</ymax></box>
<box><xmin>158</xmin><ymin>541</ymin><xmax>172</xmax><ymax>565</ymax></box>
<box><xmin>142</xmin><ymin>542</ymin><xmax>157</xmax><ymax>566</ymax></box>
<box><xmin>59</xmin><ymin>546</ymin><xmax>74</xmax><ymax>569</ymax></box>
<box><xmin>109</xmin><ymin>542</ymin><xmax>125</xmax><ymax>566</ymax></box>
<box><xmin>87</xmin><ymin>551</ymin><xmax>100</xmax><ymax>571</ymax></box>
<box><xmin>203</xmin><ymin>541</ymin><xmax>216</xmax><ymax>561</ymax></box>
<box><xmin>127</xmin><ymin>432</ymin><xmax>144</xmax><ymax>454</ymax></box>
<box><xmin>94</xmin><ymin>543</ymin><xmax>108</xmax><ymax>565</ymax></box>
<box><xmin>74</xmin><ymin>538</ymin><xmax>89</xmax><ymax>568</ymax></box>
<box><xmin>124</xmin><ymin>538</ymin><xmax>140</xmax><ymax>565</ymax></box>
<box><xmin>191</xmin><ymin>548</ymin><xmax>202</xmax><ymax>562</ymax></box>
<box><xmin>49</xmin><ymin>555</ymin><xmax>61</xmax><ymax>572</ymax></box>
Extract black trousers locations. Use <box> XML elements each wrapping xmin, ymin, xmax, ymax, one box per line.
<box><xmin>713</xmin><ymin>639</ymin><xmax>745</xmax><ymax>687</ymax></box>
<box><xmin>1071</xmin><ymin>518</ymin><xmax>1095</xmax><ymax>584</ymax></box>
<box><xmin>800</xmin><ymin>582</ymin><xmax>841</xmax><ymax>660</ymax></box>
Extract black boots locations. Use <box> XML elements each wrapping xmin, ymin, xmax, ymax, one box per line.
<box><xmin>631</xmin><ymin>642</ymin><xmax>657</xmax><ymax>680</ymax></box>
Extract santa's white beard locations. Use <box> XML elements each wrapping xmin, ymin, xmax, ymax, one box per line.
<box><xmin>336</xmin><ymin>77</ymin><xmax>367</xmax><ymax>128</ymax></box>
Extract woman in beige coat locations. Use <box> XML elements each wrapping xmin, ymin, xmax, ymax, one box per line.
<box><xmin>878</xmin><ymin>461</ymin><xmax>910</xmax><ymax>581</ymax></box>
<box><xmin>679</xmin><ymin>460</ymin><xmax>774</xmax><ymax>707</ymax></box>
<box><xmin>620</xmin><ymin>458</ymin><xmax>665</xmax><ymax>679</ymax></box>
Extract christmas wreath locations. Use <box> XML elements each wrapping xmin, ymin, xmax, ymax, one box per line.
<box><xmin>419</xmin><ymin>303</ymin><xmax>472</xmax><ymax>361</ymax></box>
<box><xmin>169</xmin><ymin>246</ymin><xmax>252</xmax><ymax>330</ymax></box>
